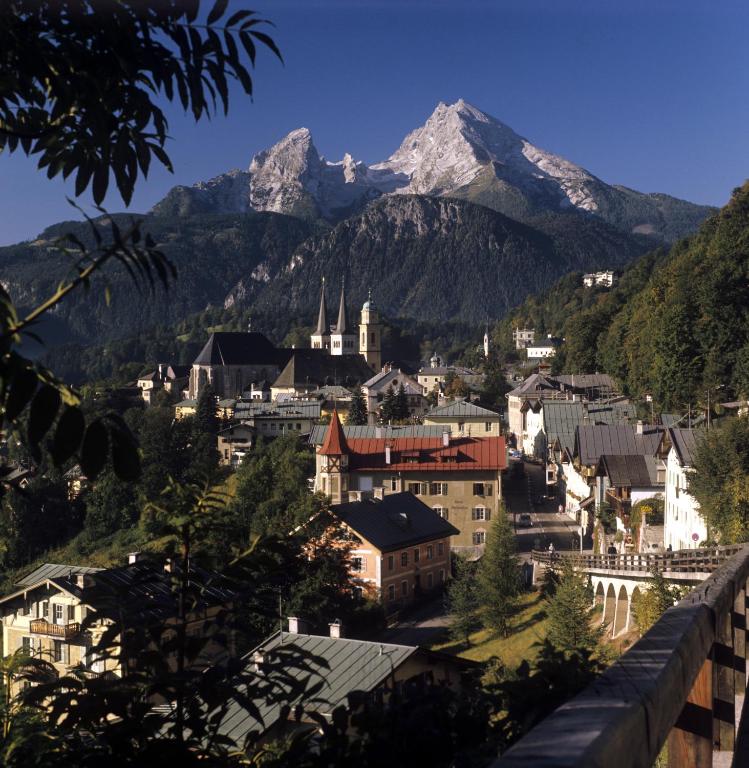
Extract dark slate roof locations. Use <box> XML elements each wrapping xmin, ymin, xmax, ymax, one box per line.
<box><xmin>168</xmin><ymin>365</ymin><xmax>191</xmax><ymax>379</ymax></box>
<box><xmin>193</xmin><ymin>332</ymin><xmax>283</xmax><ymax>366</ymax></box>
<box><xmin>507</xmin><ymin>373</ymin><xmax>561</xmax><ymax>398</ymax></box>
<box><xmin>597</xmin><ymin>454</ymin><xmax>659</xmax><ymax>488</ymax></box>
<box><xmin>426</xmin><ymin>401</ymin><xmax>499</xmax><ymax>419</ymax></box>
<box><xmin>669</xmin><ymin>428</ymin><xmax>701</xmax><ymax>468</ymax></box>
<box><xmin>575</xmin><ymin>424</ymin><xmax>665</xmax><ymax>466</ymax></box>
<box><xmin>273</xmin><ymin>350</ymin><xmax>374</xmax><ymax>390</ymax></box>
<box><xmin>330</xmin><ymin>492</ymin><xmax>460</xmax><ymax>551</ymax></box>
<box><xmin>215</xmin><ymin>632</ymin><xmax>419</xmax><ymax>742</ymax></box>
<box><xmin>234</xmin><ymin>401</ymin><xmax>322</xmax><ymax>419</ymax></box>
<box><xmin>26</xmin><ymin>561</ymin><xmax>237</xmax><ymax>624</ymax></box>
<box><xmin>552</xmin><ymin>374</ymin><xmax>618</xmax><ymax>392</ymax></box>
<box><xmin>16</xmin><ymin>563</ymin><xmax>101</xmax><ymax>588</ymax></box>
<box><xmin>543</xmin><ymin>401</ymin><xmax>636</xmax><ymax>456</ymax></box>
<box><xmin>308</xmin><ymin>424</ymin><xmax>446</xmax><ymax>446</ymax></box>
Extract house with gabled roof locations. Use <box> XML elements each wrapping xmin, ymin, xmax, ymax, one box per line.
<box><xmin>194</xmin><ymin>621</ymin><xmax>477</xmax><ymax>745</ymax></box>
<box><xmin>663</xmin><ymin>427</ymin><xmax>706</xmax><ymax>550</ymax></box>
<box><xmin>325</xmin><ymin>492</ymin><xmax>458</xmax><ymax>611</ymax></box>
<box><xmin>0</xmin><ymin>557</ymin><xmax>237</xmax><ymax>698</ymax></box>
<box><xmin>361</xmin><ymin>366</ymin><xmax>426</xmax><ymax>422</ymax></box>
<box><xmin>424</xmin><ymin>400</ymin><xmax>502</xmax><ymax>437</ymax></box>
<box><xmin>314</xmin><ymin>411</ymin><xmax>506</xmax><ymax>554</ymax></box>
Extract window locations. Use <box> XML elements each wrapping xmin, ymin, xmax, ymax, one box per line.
<box><xmin>439</xmin><ymin>569</ymin><xmax>446</xmax><ymax>583</ymax></box>
<box><xmin>427</xmin><ymin>573</ymin><xmax>434</xmax><ymax>589</ymax></box>
<box><xmin>472</xmin><ymin>507</ymin><xmax>488</xmax><ymax>521</ymax></box>
<box><xmin>21</xmin><ymin>636</ymin><xmax>34</xmax><ymax>655</ymax></box>
<box><xmin>39</xmin><ymin>601</ymin><xmax>49</xmax><ymax>620</ymax></box>
<box><xmin>296</xmin><ymin>423</ymin><xmax>302</xmax><ymax>430</ymax></box>
<box><xmin>388</xmin><ymin>585</ymin><xmax>396</xmax><ymax>601</ymax></box>
<box><xmin>351</xmin><ymin>556</ymin><xmax>365</xmax><ymax>573</ymax></box>
<box><xmin>430</xmin><ymin>482</ymin><xmax>448</xmax><ymax>496</ymax></box>
<box><xmin>426</xmin><ymin>545</ymin><xmax>433</xmax><ymax>560</ymax></box>
<box><xmin>473</xmin><ymin>482</ymin><xmax>493</xmax><ymax>497</ymax></box>
<box><xmin>437</xmin><ymin>542</ymin><xmax>444</xmax><ymax>557</ymax></box>
<box><xmin>401</xmin><ymin>551</ymin><xmax>408</xmax><ymax>567</ymax></box>
<box><xmin>54</xmin><ymin>604</ymin><xmax>64</xmax><ymax>625</ymax></box>
<box><xmin>458</xmin><ymin>422</ymin><xmax>465</xmax><ymax>432</ymax></box>
<box><xmin>472</xmin><ymin>531</ymin><xmax>486</xmax><ymax>545</ymax></box>
<box><xmin>371</xmin><ymin>332</ymin><xmax>376</xmax><ymax>343</ymax></box>
<box><xmin>390</xmin><ymin>477</ymin><xmax>398</xmax><ymax>491</ymax></box>
<box><xmin>53</xmin><ymin>640</ymin><xmax>69</xmax><ymax>664</ymax></box>
<box><xmin>407</xmin><ymin>482</ymin><xmax>422</xmax><ymax>495</ymax></box>
<box><xmin>433</xmin><ymin>506</ymin><xmax>448</xmax><ymax>520</ymax></box>
<box><xmin>485</xmin><ymin>422</ymin><xmax>492</xmax><ymax>432</ymax></box>
<box><xmin>67</xmin><ymin>605</ymin><xmax>75</xmax><ymax>622</ymax></box>
<box><xmin>401</xmin><ymin>581</ymin><xmax>409</xmax><ymax>597</ymax></box>
<box><xmin>413</xmin><ymin>548</ymin><xmax>420</xmax><ymax>563</ymax></box>
<box><xmin>388</xmin><ymin>554</ymin><xmax>395</xmax><ymax>571</ymax></box>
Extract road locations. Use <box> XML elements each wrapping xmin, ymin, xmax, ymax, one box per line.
<box><xmin>504</xmin><ymin>458</ymin><xmax>586</xmax><ymax>557</ymax></box>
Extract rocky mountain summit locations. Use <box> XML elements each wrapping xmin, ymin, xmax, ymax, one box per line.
<box><xmin>153</xmin><ymin>99</ymin><xmax>713</xmax><ymax>241</ymax></box>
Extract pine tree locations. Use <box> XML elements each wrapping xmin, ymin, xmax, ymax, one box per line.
<box><xmin>446</xmin><ymin>556</ymin><xmax>480</xmax><ymax>646</ymax></box>
<box><xmin>191</xmin><ymin>385</ymin><xmax>219</xmax><ymax>480</ymax></box>
<box><xmin>347</xmin><ymin>389</ymin><xmax>368</xmax><ymax>425</ymax></box>
<box><xmin>393</xmin><ymin>382</ymin><xmax>410</xmax><ymax>421</ymax></box>
<box><xmin>380</xmin><ymin>384</ymin><xmax>396</xmax><ymax>423</ymax></box>
<box><xmin>545</xmin><ymin>561</ymin><xmax>602</xmax><ymax>652</ymax></box>
<box><xmin>477</xmin><ymin>506</ymin><xmax>521</xmax><ymax>636</ymax></box>
<box><xmin>631</xmin><ymin>569</ymin><xmax>684</xmax><ymax>635</ymax></box>
<box><xmin>195</xmin><ymin>385</ymin><xmax>219</xmax><ymax>436</ymax></box>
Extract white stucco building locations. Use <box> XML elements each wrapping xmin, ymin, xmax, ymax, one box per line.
<box><xmin>664</xmin><ymin>428</ymin><xmax>706</xmax><ymax>550</ymax></box>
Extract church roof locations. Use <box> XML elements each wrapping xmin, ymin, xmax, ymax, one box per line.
<box><xmin>334</xmin><ymin>281</ymin><xmax>351</xmax><ymax>335</ymax></box>
<box><xmin>193</xmin><ymin>333</ymin><xmax>281</xmax><ymax>366</ymax></box>
<box><xmin>319</xmin><ymin>409</ymin><xmax>348</xmax><ymax>456</ymax></box>
<box><xmin>314</xmin><ymin>280</ymin><xmax>329</xmax><ymax>337</ymax></box>
<box><xmin>273</xmin><ymin>350</ymin><xmax>373</xmax><ymax>390</ymax></box>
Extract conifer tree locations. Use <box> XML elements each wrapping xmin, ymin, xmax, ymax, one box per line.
<box><xmin>446</xmin><ymin>556</ymin><xmax>480</xmax><ymax>646</ymax></box>
<box><xmin>347</xmin><ymin>389</ymin><xmax>368</xmax><ymax>426</ymax></box>
<box><xmin>394</xmin><ymin>382</ymin><xmax>410</xmax><ymax>421</ymax></box>
<box><xmin>195</xmin><ymin>385</ymin><xmax>219</xmax><ymax>436</ymax></box>
<box><xmin>477</xmin><ymin>506</ymin><xmax>521</xmax><ymax>636</ymax></box>
<box><xmin>545</xmin><ymin>561</ymin><xmax>602</xmax><ymax>652</ymax></box>
<box><xmin>191</xmin><ymin>385</ymin><xmax>219</xmax><ymax>479</ymax></box>
<box><xmin>380</xmin><ymin>384</ymin><xmax>396</xmax><ymax>423</ymax></box>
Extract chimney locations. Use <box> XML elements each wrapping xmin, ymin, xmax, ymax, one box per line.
<box><xmin>442</xmin><ymin>431</ymin><xmax>450</xmax><ymax>447</ymax></box>
<box><xmin>385</xmin><ymin>444</ymin><xmax>391</xmax><ymax>464</ymax></box>
<box><xmin>636</xmin><ymin>420</ymin><xmax>644</xmax><ymax>435</ymax></box>
<box><xmin>128</xmin><ymin>551</ymin><xmax>141</xmax><ymax>565</ymax></box>
<box><xmin>329</xmin><ymin>620</ymin><xmax>343</xmax><ymax>639</ymax></box>
<box><xmin>288</xmin><ymin>617</ymin><xmax>308</xmax><ymax>634</ymax></box>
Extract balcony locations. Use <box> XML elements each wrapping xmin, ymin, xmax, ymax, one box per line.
<box><xmin>29</xmin><ymin>619</ymin><xmax>80</xmax><ymax>640</ymax></box>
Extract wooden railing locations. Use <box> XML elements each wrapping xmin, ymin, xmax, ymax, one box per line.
<box><xmin>495</xmin><ymin>544</ymin><xmax>749</xmax><ymax>767</ymax></box>
<box><xmin>29</xmin><ymin>619</ymin><xmax>81</xmax><ymax>640</ymax></box>
<box><xmin>531</xmin><ymin>544</ymin><xmax>745</xmax><ymax>575</ymax></box>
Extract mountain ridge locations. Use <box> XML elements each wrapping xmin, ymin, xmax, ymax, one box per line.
<box><xmin>151</xmin><ymin>99</ymin><xmax>714</xmax><ymax>242</ymax></box>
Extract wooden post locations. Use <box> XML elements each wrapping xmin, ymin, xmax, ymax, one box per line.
<box><xmin>713</xmin><ymin>588</ymin><xmax>736</xmax><ymax>752</ymax></box>
<box><xmin>669</xmin><ymin>658</ymin><xmax>713</xmax><ymax>768</ymax></box>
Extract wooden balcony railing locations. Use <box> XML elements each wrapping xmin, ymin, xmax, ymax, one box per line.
<box><xmin>532</xmin><ymin>544</ymin><xmax>745</xmax><ymax>575</ymax></box>
<box><xmin>29</xmin><ymin>619</ymin><xmax>81</xmax><ymax>640</ymax></box>
<box><xmin>495</xmin><ymin>544</ymin><xmax>749</xmax><ymax>767</ymax></box>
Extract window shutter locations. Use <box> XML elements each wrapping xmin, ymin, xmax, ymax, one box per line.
<box><xmin>67</xmin><ymin>605</ymin><xmax>75</xmax><ymax>622</ymax></box>
<box><xmin>485</xmin><ymin>508</ymin><xmax>491</xmax><ymax>520</ymax></box>
<box><xmin>471</xmin><ymin>508</ymin><xmax>477</xmax><ymax>521</ymax></box>
<box><xmin>485</xmin><ymin>484</ymin><xmax>493</xmax><ymax>496</ymax></box>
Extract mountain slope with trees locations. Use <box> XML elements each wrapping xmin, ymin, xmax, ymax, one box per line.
<box><xmin>499</xmin><ymin>182</ymin><xmax>749</xmax><ymax>410</ymax></box>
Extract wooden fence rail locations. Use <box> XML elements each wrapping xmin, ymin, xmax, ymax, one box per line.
<box><xmin>494</xmin><ymin>543</ymin><xmax>749</xmax><ymax>768</ymax></box>
<box><xmin>531</xmin><ymin>544</ymin><xmax>745</xmax><ymax>575</ymax></box>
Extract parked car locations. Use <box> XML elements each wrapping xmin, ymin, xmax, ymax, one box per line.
<box><xmin>518</xmin><ymin>513</ymin><xmax>533</xmax><ymax>528</ymax></box>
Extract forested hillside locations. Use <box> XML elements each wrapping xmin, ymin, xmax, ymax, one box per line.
<box><xmin>500</xmin><ymin>182</ymin><xmax>749</xmax><ymax>410</ymax></box>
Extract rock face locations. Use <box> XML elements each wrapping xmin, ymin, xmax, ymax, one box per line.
<box><xmin>152</xmin><ymin>99</ymin><xmax>713</xmax><ymax>242</ymax></box>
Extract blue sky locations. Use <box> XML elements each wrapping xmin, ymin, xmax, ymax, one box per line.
<box><xmin>1</xmin><ymin>0</ymin><xmax>748</xmax><ymax>245</ymax></box>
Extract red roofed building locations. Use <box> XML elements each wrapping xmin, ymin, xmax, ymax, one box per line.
<box><xmin>315</xmin><ymin>412</ymin><xmax>507</xmax><ymax>553</ymax></box>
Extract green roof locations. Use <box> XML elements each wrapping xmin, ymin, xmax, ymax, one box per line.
<box><xmin>426</xmin><ymin>400</ymin><xmax>499</xmax><ymax>419</ymax></box>
<box><xmin>215</xmin><ymin>632</ymin><xmax>418</xmax><ymax>742</ymax></box>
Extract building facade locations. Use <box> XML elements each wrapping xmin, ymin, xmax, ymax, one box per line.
<box><xmin>664</xmin><ymin>428</ymin><xmax>706</xmax><ymax>550</ymax></box>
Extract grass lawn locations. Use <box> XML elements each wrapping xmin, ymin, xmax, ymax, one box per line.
<box><xmin>430</xmin><ymin>590</ymin><xmax>550</xmax><ymax>668</ymax></box>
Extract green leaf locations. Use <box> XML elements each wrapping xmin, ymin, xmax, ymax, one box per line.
<box><xmin>206</xmin><ymin>0</ymin><xmax>228</xmax><ymax>25</ymax></box>
<box><xmin>80</xmin><ymin>420</ymin><xmax>109</xmax><ymax>479</ymax></box>
<box><xmin>92</xmin><ymin>163</ymin><xmax>109</xmax><ymax>205</ymax></box>
<box><xmin>110</xmin><ymin>424</ymin><xmax>141</xmax><ymax>482</ymax></box>
<box><xmin>50</xmin><ymin>406</ymin><xmax>85</xmax><ymax>465</ymax></box>
<box><xmin>5</xmin><ymin>367</ymin><xmax>39</xmax><ymax>422</ymax></box>
<box><xmin>28</xmin><ymin>385</ymin><xmax>61</xmax><ymax>446</ymax></box>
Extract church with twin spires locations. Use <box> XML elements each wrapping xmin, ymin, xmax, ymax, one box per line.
<box><xmin>310</xmin><ymin>278</ymin><xmax>382</xmax><ymax>373</ymax></box>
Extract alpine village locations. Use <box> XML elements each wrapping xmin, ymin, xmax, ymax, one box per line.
<box><xmin>1</xmin><ymin>3</ymin><xmax>748</xmax><ymax>767</ymax></box>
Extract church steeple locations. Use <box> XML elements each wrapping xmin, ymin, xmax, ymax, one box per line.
<box><xmin>335</xmin><ymin>278</ymin><xmax>350</xmax><ymax>335</ymax></box>
<box><xmin>330</xmin><ymin>278</ymin><xmax>356</xmax><ymax>356</ymax></box>
<box><xmin>310</xmin><ymin>277</ymin><xmax>331</xmax><ymax>351</ymax></box>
